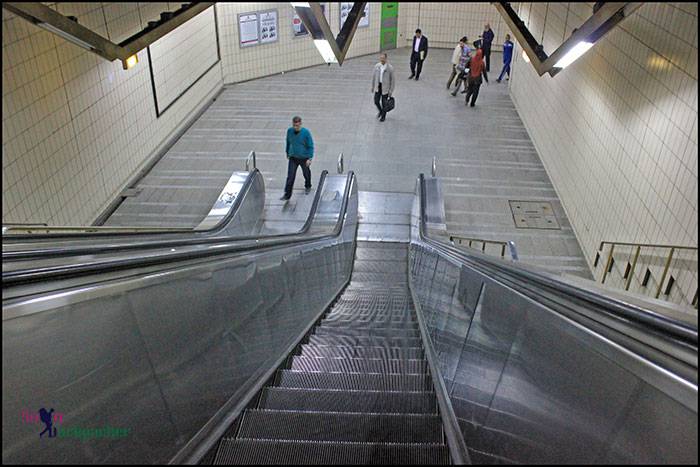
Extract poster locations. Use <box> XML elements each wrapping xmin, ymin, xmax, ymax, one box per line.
<box><xmin>340</xmin><ymin>3</ymin><xmax>369</xmax><ymax>29</ymax></box>
<box><xmin>293</xmin><ymin>3</ymin><xmax>328</xmax><ymax>38</ymax></box>
<box><xmin>238</xmin><ymin>13</ymin><xmax>259</xmax><ymax>46</ymax></box>
<box><xmin>260</xmin><ymin>10</ymin><xmax>278</xmax><ymax>44</ymax></box>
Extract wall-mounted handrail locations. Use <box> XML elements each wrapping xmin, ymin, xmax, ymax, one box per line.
<box><xmin>431</xmin><ymin>156</ymin><xmax>437</xmax><ymax>177</ymax></box>
<box><xmin>245</xmin><ymin>150</ymin><xmax>256</xmax><ymax>172</ymax></box>
<box><xmin>450</xmin><ymin>235</ymin><xmax>518</xmax><ymax>260</ymax></box>
<box><xmin>597</xmin><ymin>241</ymin><xmax>698</xmax><ymax>300</ymax></box>
<box><xmin>337</xmin><ymin>152</ymin><xmax>344</xmax><ymax>174</ymax></box>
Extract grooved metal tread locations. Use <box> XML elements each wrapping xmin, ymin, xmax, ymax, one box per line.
<box><xmin>259</xmin><ymin>387</ymin><xmax>437</xmax><ymax>414</ymax></box>
<box><xmin>236</xmin><ymin>409</ymin><xmax>443</xmax><ymax>443</ymax></box>
<box><xmin>314</xmin><ymin>326</ymin><xmax>420</xmax><ymax>338</ymax></box>
<box><xmin>301</xmin><ymin>344</ymin><xmax>424</xmax><ymax>360</ymax></box>
<box><xmin>291</xmin><ymin>356</ymin><xmax>428</xmax><ymax>375</ymax></box>
<box><xmin>276</xmin><ymin>370</ymin><xmax>433</xmax><ymax>391</ymax></box>
<box><xmin>320</xmin><ymin>318</ymin><xmax>418</xmax><ymax>328</ymax></box>
<box><xmin>308</xmin><ymin>334</ymin><xmax>423</xmax><ymax>348</ymax></box>
<box><xmin>214</xmin><ymin>439</ymin><xmax>450</xmax><ymax>465</ymax></box>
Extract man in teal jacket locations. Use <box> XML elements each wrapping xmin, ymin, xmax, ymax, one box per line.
<box><xmin>281</xmin><ymin>115</ymin><xmax>314</xmax><ymax>201</ymax></box>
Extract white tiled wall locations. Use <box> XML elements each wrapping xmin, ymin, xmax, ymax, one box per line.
<box><xmin>397</xmin><ymin>2</ymin><xmax>511</xmax><ymax>51</ymax></box>
<box><xmin>509</xmin><ymin>2</ymin><xmax>698</xmax><ymax>308</ymax></box>
<box><xmin>2</xmin><ymin>4</ymin><xmax>223</xmax><ymax>225</ymax></box>
<box><xmin>217</xmin><ymin>2</ymin><xmax>382</xmax><ymax>84</ymax></box>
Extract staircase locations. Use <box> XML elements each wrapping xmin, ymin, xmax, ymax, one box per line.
<box><xmin>209</xmin><ymin>242</ymin><xmax>450</xmax><ymax>464</ymax></box>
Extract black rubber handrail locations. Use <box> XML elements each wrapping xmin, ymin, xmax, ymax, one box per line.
<box><xmin>3</xmin><ymin>170</ymin><xmax>330</xmax><ymax>261</ymax></box>
<box><xmin>417</xmin><ymin>174</ymin><xmax>698</xmax><ymax>350</ymax></box>
<box><xmin>2</xmin><ymin>172</ymin><xmax>355</xmax><ymax>287</ymax></box>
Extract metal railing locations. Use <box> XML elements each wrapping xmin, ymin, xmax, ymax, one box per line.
<box><xmin>450</xmin><ymin>235</ymin><xmax>518</xmax><ymax>260</ymax></box>
<box><xmin>431</xmin><ymin>156</ymin><xmax>437</xmax><ymax>177</ymax></box>
<box><xmin>597</xmin><ymin>240</ymin><xmax>698</xmax><ymax>303</ymax></box>
<box><xmin>337</xmin><ymin>152</ymin><xmax>344</xmax><ymax>174</ymax></box>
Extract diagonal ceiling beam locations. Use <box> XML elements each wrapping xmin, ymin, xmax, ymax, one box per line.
<box><xmin>2</xmin><ymin>2</ymin><xmax>215</xmax><ymax>69</ymax></box>
<box><xmin>493</xmin><ymin>2</ymin><xmax>642</xmax><ymax>77</ymax></box>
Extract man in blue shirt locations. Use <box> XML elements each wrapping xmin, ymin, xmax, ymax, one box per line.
<box><xmin>281</xmin><ymin>116</ymin><xmax>314</xmax><ymax>201</ymax></box>
<box><xmin>497</xmin><ymin>34</ymin><xmax>514</xmax><ymax>83</ymax></box>
<box><xmin>481</xmin><ymin>23</ymin><xmax>495</xmax><ymax>72</ymax></box>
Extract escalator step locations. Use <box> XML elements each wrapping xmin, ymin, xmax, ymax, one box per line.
<box><xmin>236</xmin><ymin>409</ymin><xmax>443</xmax><ymax>443</ymax></box>
<box><xmin>309</xmin><ymin>334</ymin><xmax>423</xmax><ymax>348</ymax></box>
<box><xmin>276</xmin><ymin>370</ymin><xmax>432</xmax><ymax>391</ymax></box>
<box><xmin>353</xmin><ymin>262</ymin><xmax>408</xmax><ymax>274</ymax></box>
<box><xmin>350</xmin><ymin>272</ymin><xmax>409</xmax><ymax>283</ymax></box>
<box><xmin>301</xmin><ymin>344</ymin><xmax>424</xmax><ymax>360</ymax></box>
<box><xmin>355</xmin><ymin>247</ymin><xmax>408</xmax><ymax>261</ymax></box>
<box><xmin>259</xmin><ymin>387</ymin><xmax>437</xmax><ymax>414</ymax></box>
<box><xmin>291</xmin><ymin>356</ymin><xmax>428</xmax><ymax>375</ymax></box>
<box><xmin>214</xmin><ymin>439</ymin><xmax>450</xmax><ymax>465</ymax></box>
<box><xmin>314</xmin><ymin>326</ymin><xmax>420</xmax><ymax>338</ymax></box>
<box><xmin>321</xmin><ymin>317</ymin><xmax>418</xmax><ymax>328</ymax></box>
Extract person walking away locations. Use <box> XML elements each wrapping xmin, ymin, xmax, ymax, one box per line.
<box><xmin>496</xmin><ymin>34</ymin><xmax>514</xmax><ymax>83</ymax></box>
<box><xmin>371</xmin><ymin>53</ymin><xmax>395</xmax><ymax>122</ymax></box>
<box><xmin>451</xmin><ymin>37</ymin><xmax>472</xmax><ymax>96</ymax></box>
<box><xmin>447</xmin><ymin>37</ymin><xmax>467</xmax><ymax>89</ymax></box>
<box><xmin>465</xmin><ymin>49</ymin><xmax>488</xmax><ymax>107</ymax></box>
<box><xmin>409</xmin><ymin>29</ymin><xmax>428</xmax><ymax>80</ymax></box>
<box><xmin>482</xmin><ymin>23</ymin><xmax>494</xmax><ymax>72</ymax></box>
<box><xmin>281</xmin><ymin>116</ymin><xmax>314</xmax><ymax>201</ymax></box>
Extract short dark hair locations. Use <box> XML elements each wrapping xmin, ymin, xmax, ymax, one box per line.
<box><xmin>292</xmin><ymin>116</ymin><xmax>302</xmax><ymax>123</ymax></box>
<box><xmin>415</xmin><ymin>29</ymin><xmax>422</xmax><ymax>34</ymax></box>
<box><xmin>460</xmin><ymin>36</ymin><xmax>468</xmax><ymax>43</ymax></box>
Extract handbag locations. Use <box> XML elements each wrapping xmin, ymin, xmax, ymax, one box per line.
<box><xmin>385</xmin><ymin>96</ymin><xmax>395</xmax><ymax>112</ymax></box>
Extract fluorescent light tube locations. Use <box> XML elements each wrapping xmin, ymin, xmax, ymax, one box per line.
<box><xmin>290</xmin><ymin>2</ymin><xmax>311</xmax><ymax>8</ymax></box>
<box><xmin>37</xmin><ymin>22</ymin><xmax>94</xmax><ymax>50</ymax></box>
<box><xmin>554</xmin><ymin>41</ymin><xmax>593</xmax><ymax>68</ymax></box>
<box><xmin>314</xmin><ymin>39</ymin><xmax>337</xmax><ymax>63</ymax></box>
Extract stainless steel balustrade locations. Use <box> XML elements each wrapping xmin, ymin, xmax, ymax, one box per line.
<box><xmin>409</xmin><ymin>174</ymin><xmax>698</xmax><ymax>464</ymax></box>
<box><xmin>1</xmin><ymin>172</ymin><xmax>358</xmax><ymax>464</ymax></box>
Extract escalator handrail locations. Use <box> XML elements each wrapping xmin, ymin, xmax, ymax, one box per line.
<box><xmin>2</xmin><ymin>170</ymin><xmax>330</xmax><ymax>261</ymax></box>
<box><xmin>2</xmin><ymin>172</ymin><xmax>356</xmax><ymax>287</ymax></box>
<box><xmin>416</xmin><ymin>174</ymin><xmax>698</xmax><ymax>349</ymax></box>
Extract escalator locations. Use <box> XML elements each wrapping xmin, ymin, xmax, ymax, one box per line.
<box><xmin>206</xmin><ymin>242</ymin><xmax>450</xmax><ymax>464</ymax></box>
<box><xmin>2</xmin><ymin>171</ymin><xmax>697</xmax><ymax>465</ymax></box>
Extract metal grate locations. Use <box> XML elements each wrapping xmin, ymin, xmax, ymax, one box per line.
<box><xmin>509</xmin><ymin>200</ymin><xmax>561</xmax><ymax>230</ymax></box>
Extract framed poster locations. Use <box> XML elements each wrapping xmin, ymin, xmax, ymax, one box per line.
<box><xmin>260</xmin><ymin>10</ymin><xmax>278</xmax><ymax>44</ymax></box>
<box><xmin>238</xmin><ymin>12</ymin><xmax>259</xmax><ymax>47</ymax></box>
<box><xmin>340</xmin><ymin>3</ymin><xmax>369</xmax><ymax>30</ymax></box>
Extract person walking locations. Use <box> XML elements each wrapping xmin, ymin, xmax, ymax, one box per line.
<box><xmin>465</xmin><ymin>49</ymin><xmax>488</xmax><ymax>107</ymax></box>
<box><xmin>481</xmin><ymin>23</ymin><xmax>494</xmax><ymax>72</ymax></box>
<box><xmin>281</xmin><ymin>116</ymin><xmax>314</xmax><ymax>201</ymax></box>
<box><xmin>450</xmin><ymin>37</ymin><xmax>471</xmax><ymax>96</ymax></box>
<box><xmin>371</xmin><ymin>52</ymin><xmax>395</xmax><ymax>122</ymax></box>
<box><xmin>447</xmin><ymin>37</ymin><xmax>467</xmax><ymax>89</ymax></box>
<box><xmin>409</xmin><ymin>29</ymin><xmax>428</xmax><ymax>80</ymax></box>
<box><xmin>496</xmin><ymin>34</ymin><xmax>514</xmax><ymax>83</ymax></box>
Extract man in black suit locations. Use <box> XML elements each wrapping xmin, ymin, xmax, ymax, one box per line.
<box><xmin>409</xmin><ymin>29</ymin><xmax>428</xmax><ymax>80</ymax></box>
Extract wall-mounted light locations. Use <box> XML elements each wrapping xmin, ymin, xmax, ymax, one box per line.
<box><xmin>290</xmin><ymin>2</ymin><xmax>311</xmax><ymax>7</ymax></box>
<box><xmin>553</xmin><ymin>41</ymin><xmax>593</xmax><ymax>68</ymax></box>
<box><xmin>313</xmin><ymin>40</ymin><xmax>337</xmax><ymax>63</ymax></box>
<box><xmin>37</xmin><ymin>22</ymin><xmax>94</xmax><ymax>50</ymax></box>
<box><xmin>122</xmin><ymin>54</ymin><xmax>139</xmax><ymax>70</ymax></box>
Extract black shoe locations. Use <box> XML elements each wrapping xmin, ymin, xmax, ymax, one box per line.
<box><xmin>415</xmin><ymin>76</ymin><xmax>419</xmax><ymax>81</ymax></box>
<box><xmin>379</xmin><ymin>115</ymin><xmax>386</xmax><ymax>122</ymax></box>
<box><xmin>470</xmin><ymin>103</ymin><xmax>475</xmax><ymax>107</ymax></box>
<box><xmin>280</xmin><ymin>194</ymin><xmax>291</xmax><ymax>201</ymax></box>
<box><xmin>305</xmin><ymin>186</ymin><xmax>312</xmax><ymax>194</ymax></box>
<box><xmin>376</xmin><ymin>111</ymin><xmax>382</xmax><ymax>118</ymax></box>
<box><xmin>496</xmin><ymin>79</ymin><xmax>501</xmax><ymax>83</ymax></box>
<box><xmin>460</xmin><ymin>90</ymin><xmax>467</xmax><ymax>94</ymax></box>
<box><xmin>450</xmin><ymin>91</ymin><xmax>457</xmax><ymax>97</ymax></box>
<box><xmin>408</xmin><ymin>74</ymin><xmax>415</xmax><ymax>79</ymax></box>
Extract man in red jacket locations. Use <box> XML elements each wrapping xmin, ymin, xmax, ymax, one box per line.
<box><xmin>465</xmin><ymin>49</ymin><xmax>488</xmax><ymax>107</ymax></box>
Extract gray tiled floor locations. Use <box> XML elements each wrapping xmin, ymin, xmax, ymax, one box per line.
<box><xmin>106</xmin><ymin>47</ymin><xmax>591</xmax><ymax>278</ymax></box>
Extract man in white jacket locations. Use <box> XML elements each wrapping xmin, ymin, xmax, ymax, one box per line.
<box><xmin>371</xmin><ymin>53</ymin><xmax>395</xmax><ymax>122</ymax></box>
<box><xmin>447</xmin><ymin>37</ymin><xmax>468</xmax><ymax>89</ymax></box>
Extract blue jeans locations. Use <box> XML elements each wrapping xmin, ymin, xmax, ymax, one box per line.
<box><xmin>498</xmin><ymin>62</ymin><xmax>511</xmax><ymax>81</ymax></box>
<box><xmin>284</xmin><ymin>156</ymin><xmax>312</xmax><ymax>197</ymax></box>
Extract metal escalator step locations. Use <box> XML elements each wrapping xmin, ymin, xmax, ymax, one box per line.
<box><xmin>320</xmin><ymin>318</ymin><xmax>418</xmax><ymax>329</ymax></box>
<box><xmin>355</xmin><ymin>247</ymin><xmax>408</xmax><ymax>260</ymax></box>
<box><xmin>301</xmin><ymin>344</ymin><xmax>424</xmax><ymax>360</ymax></box>
<box><xmin>350</xmin><ymin>272</ymin><xmax>408</xmax><ymax>283</ymax></box>
<box><xmin>214</xmin><ymin>439</ymin><xmax>450</xmax><ymax>465</ymax></box>
<box><xmin>291</xmin><ymin>356</ymin><xmax>428</xmax><ymax>375</ymax></box>
<box><xmin>276</xmin><ymin>370</ymin><xmax>432</xmax><ymax>391</ymax></box>
<box><xmin>353</xmin><ymin>261</ymin><xmax>408</xmax><ymax>274</ymax></box>
<box><xmin>309</xmin><ymin>334</ymin><xmax>423</xmax><ymax>348</ymax></box>
<box><xmin>314</xmin><ymin>326</ymin><xmax>420</xmax><ymax>338</ymax></box>
<box><xmin>236</xmin><ymin>409</ymin><xmax>443</xmax><ymax>443</ymax></box>
<box><xmin>259</xmin><ymin>387</ymin><xmax>437</xmax><ymax>414</ymax></box>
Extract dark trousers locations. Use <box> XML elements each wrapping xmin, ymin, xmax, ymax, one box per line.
<box><xmin>498</xmin><ymin>62</ymin><xmax>511</xmax><ymax>81</ymax></box>
<box><xmin>465</xmin><ymin>77</ymin><xmax>482</xmax><ymax>106</ymax></box>
<box><xmin>451</xmin><ymin>70</ymin><xmax>467</xmax><ymax>94</ymax></box>
<box><xmin>284</xmin><ymin>156</ymin><xmax>311</xmax><ymax>197</ymax></box>
<box><xmin>483</xmin><ymin>47</ymin><xmax>491</xmax><ymax>71</ymax></box>
<box><xmin>410</xmin><ymin>51</ymin><xmax>424</xmax><ymax>77</ymax></box>
<box><xmin>374</xmin><ymin>83</ymin><xmax>388</xmax><ymax>118</ymax></box>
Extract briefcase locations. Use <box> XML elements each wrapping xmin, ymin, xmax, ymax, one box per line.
<box><xmin>385</xmin><ymin>96</ymin><xmax>395</xmax><ymax>112</ymax></box>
